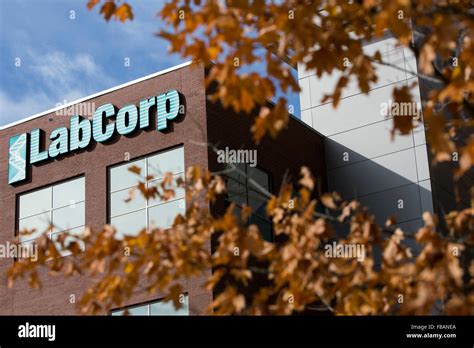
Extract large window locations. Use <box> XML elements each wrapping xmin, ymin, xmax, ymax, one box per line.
<box><xmin>17</xmin><ymin>177</ymin><xmax>86</xmax><ymax>255</ymax></box>
<box><xmin>224</xmin><ymin>163</ymin><xmax>273</xmax><ymax>241</ymax></box>
<box><xmin>111</xmin><ymin>296</ymin><xmax>189</xmax><ymax>316</ymax></box>
<box><xmin>109</xmin><ymin>146</ymin><xmax>185</xmax><ymax>239</ymax></box>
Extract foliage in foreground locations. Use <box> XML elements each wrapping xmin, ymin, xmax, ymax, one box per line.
<box><xmin>6</xmin><ymin>0</ymin><xmax>474</xmax><ymax>315</ymax></box>
<box><xmin>7</xmin><ymin>166</ymin><xmax>474</xmax><ymax>315</ymax></box>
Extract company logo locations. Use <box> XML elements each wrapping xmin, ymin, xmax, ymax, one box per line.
<box><xmin>8</xmin><ymin>89</ymin><xmax>184</xmax><ymax>185</ymax></box>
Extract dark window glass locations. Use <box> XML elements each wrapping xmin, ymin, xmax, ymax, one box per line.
<box><xmin>224</xmin><ymin>164</ymin><xmax>272</xmax><ymax>241</ymax></box>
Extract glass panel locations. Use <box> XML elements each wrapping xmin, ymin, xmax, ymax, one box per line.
<box><xmin>53</xmin><ymin>177</ymin><xmax>85</xmax><ymax>208</ymax></box>
<box><xmin>147</xmin><ymin>147</ymin><xmax>184</xmax><ymax>179</ymax></box>
<box><xmin>19</xmin><ymin>187</ymin><xmax>52</xmax><ymax>218</ymax></box>
<box><xmin>110</xmin><ymin>186</ymin><xmax>146</xmax><ymax>218</ymax></box>
<box><xmin>249</xmin><ymin>214</ymin><xmax>273</xmax><ymax>242</ymax></box>
<box><xmin>18</xmin><ymin>212</ymin><xmax>52</xmax><ymax>242</ymax></box>
<box><xmin>110</xmin><ymin>209</ymin><xmax>147</xmax><ymax>239</ymax></box>
<box><xmin>127</xmin><ymin>304</ymin><xmax>149</xmax><ymax>315</ymax></box>
<box><xmin>147</xmin><ymin>174</ymin><xmax>185</xmax><ymax>207</ymax></box>
<box><xmin>150</xmin><ymin>297</ymin><xmax>189</xmax><ymax>315</ymax></box>
<box><xmin>148</xmin><ymin>199</ymin><xmax>185</xmax><ymax>230</ymax></box>
<box><xmin>112</xmin><ymin>304</ymin><xmax>149</xmax><ymax>316</ymax></box>
<box><xmin>247</xmin><ymin>166</ymin><xmax>270</xmax><ymax>193</ymax></box>
<box><xmin>51</xmin><ymin>227</ymin><xmax>86</xmax><ymax>256</ymax></box>
<box><xmin>224</xmin><ymin>163</ymin><xmax>246</xmax><ymax>184</ymax></box>
<box><xmin>52</xmin><ymin>202</ymin><xmax>85</xmax><ymax>233</ymax></box>
<box><xmin>248</xmin><ymin>189</ymin><xmax>267</xmax><ymax>216</ymax></box>
<box><xmin>226</xmin><ymin>178</ymin><xmax>247</xmax><ymax>206</ymax></box>
<box><xmin>110</xmin><ymin>158</ymin><xmax>146</xmax><ymax>192</ymax></box>
<box><xmin>230</xmin><ymin>203</ymin><xmax>243</xmax><ymax>220</ymax></box>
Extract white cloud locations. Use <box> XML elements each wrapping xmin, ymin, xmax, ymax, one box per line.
<box><xmin>0</xmin><ymin>90</ymin><xmax>53</xmax><ymax>126</ymax></box>
<box><xmin>30</xmin><ymin>51</ymin><xmax>116</xmax><ymax>96</ymax></box>
<box><xmin>0</xmin><ymin>50</ymin><xmax>117</xmax><ymax>126</ymax></box>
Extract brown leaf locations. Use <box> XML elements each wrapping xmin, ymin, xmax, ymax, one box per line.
<box><xmin>128</xmin><ymin>165</ymin><xmax>142</xmax><ymax>176</ymax></box>
<box><xmin>321</xmin><ymin>193</ymin><xmax>338</xmax><ymax>210</ymax></box>
<box><xmin>100</xmin><ymin>1</ymin><xmax>116</xmax><ymax>21</ymax></box>
<box><xmin>115</xmin><ymin>3</ymin><xmax>134</xmax><ymax>22</ymax></box>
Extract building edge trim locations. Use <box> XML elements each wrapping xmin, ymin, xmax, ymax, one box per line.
<box><xmin>0</xmin><ymin>60</ymin><xmax>194</xmax><ymax>131</ymax></box>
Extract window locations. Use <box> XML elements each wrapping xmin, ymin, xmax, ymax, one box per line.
<box><xmin>17</xmin><ymin>177</ymin><xmax>86</xmax><ymax>256</ymax></box>
<box><xmin>111</xmin><ymin>296</ymin><xmax>189</xmax><ymax>316</ymax></box>
<box><xmin>109</xmin><ymin>146</ymin><xmax>185</xmax><ymax>239</ymax></box>
<box><xmin>224</xmin><ymin>163</ymin><xmax>273</xmax><ymax>241</ymax></box>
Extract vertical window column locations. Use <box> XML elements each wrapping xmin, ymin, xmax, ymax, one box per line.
<box><xmin>224</xmin><ymin>164</ymin><xmax>273</xmax><ymax>241</ymax></box>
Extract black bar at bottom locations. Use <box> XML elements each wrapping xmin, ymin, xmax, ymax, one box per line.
<box><xmin>0</xmin><ymin>316</ymin><xmax>472</xmax><ymax>346</ymax></box>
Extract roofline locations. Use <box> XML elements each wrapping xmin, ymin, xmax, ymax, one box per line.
<box><xmin>288</xmin><ymin>113</ymin><xmax>326</xmax><ymax>139</ymax></box>
<box><xmin>1</xmin><ymin>59</ymin><xmax>325</xmax><ymax>140</ymax></box>
<box><xmin>263</xmin><ymin>98</ymin><xmax>326</xmax><ymax>139</ymax></box>
<box><xmin>0</xmin><ymin>60</ymin><xmax>194</xmax><ymax>131</ymax></box>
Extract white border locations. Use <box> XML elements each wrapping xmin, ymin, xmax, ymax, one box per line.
<box><xmin>0</xmin><ymin>60</ymin><xmax>193</xmax><ymax>131</ymax></box>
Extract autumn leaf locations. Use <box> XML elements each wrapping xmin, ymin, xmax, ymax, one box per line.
<box><xmin>100</xmin><ymin>1</ymin><xmax>116</xmax><ymax>21</ymax></box>
<box><xmin>127</xmin><ymin>165</ymin><xmax>142</xmax><ymax>176</ymax></box>
<box><xmin>7</xmin><ymin>0</ymin><xmax>472</xmax><ymax>317</ymax></box>
<box><xmin>299</xmin><ymin>166</ymin><xmax>314</xmax><ymax>191</ymax></box>
<box><xmin>391</xmin><ymin>85</ymin><xmax>416</xmax><ymax>137</ymax></box>
<box><xmin>321</xmin><ymin>193</ymin><xmax>338</xmax><ymax>210</ymax></box>
<box><xmin>114</xmin><ymin>3</ymin><xmax>134</xmax><ymax>22</ymax></box>
<box><xmin>456</xmin><ymin>137</ymin><xmax>474</xmax><ymax>180</ymax></box>
<box><xmin>86</xmin><ymin>0</ymin><xmax>100</xmax><ymax>10</ymax></box>
<box><xmin>419</xmin><ymin>43</ymin><xmax>436</xmax><ymax>75</ymax></box>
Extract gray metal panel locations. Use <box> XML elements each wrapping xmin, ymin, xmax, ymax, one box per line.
<box><xmin>358</xmin><ymin>183</ymin><xmax>422</xmax><ymax>225</ymax></box>
<box><xmin>307</xmin><ymin>49</ymin><xmax>406</xmax><ymax>107</ymax></box>
<box><xmin>297</xmin><ymin>36</ymin><xmax>435</xmax><ymax>229</ymax></box>
<box><xmin>419</xmin><ymin>179</ymin><xmax>434</xmax><ymax>213</ymax></box>
<box><xmin>301</xmin><ymin>109</ymin><xmax>312</xmax><ymax>126</ymax></box>
<box><xmin>415</xmin><ymin>145</ymin><xmax>431</xmax><ymax>181</ymax></box>
<box><xmin>299</xmin><ymin>77</ymin><xmax>311</xmax><ymax>111</ymax></box>
<box><xmin>325</xmin><ymin>119</ymin><xmax>414</xmax><ymax>170</ymax></box>
<box><xmin>328</xmin><ymin>148</ymin><xmax>418</xmax><ymax>198</ymax></box>
<box><xmin>311</xmin><ymin>82</ymin><xmax>406</xmax><ymax>136</ymax></box>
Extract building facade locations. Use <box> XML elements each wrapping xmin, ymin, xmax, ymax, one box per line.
<box><xmin>0</xmin><ymin>62</ymin><xmax>326</xmax><ymax>315</ymax></box>
<box><xmin>298</xmin><ymin>35</ymin><xmax>438</xmax><ymax>232</ymax></box>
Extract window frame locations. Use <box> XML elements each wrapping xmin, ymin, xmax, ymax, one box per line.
<box><xmin>16</xmin><ymin>174</ymin><xmax>86</xmax><ymax>244</ymax></box>
<box><xmin>223</xmin><ymin>164</ymin><xmax>273</xmax><ymax>241</ymax></box>
<box><xmin>110</xmin><ymin>294</ymin><xmax>189</xmax><ymax>316</ymax></box>
<box><xmin>106</xmin><ymin>145</ymin><xmax>186</xmax><ymax>235</ymax></box>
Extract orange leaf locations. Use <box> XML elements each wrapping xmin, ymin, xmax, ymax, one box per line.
<box><xmin>100</xmin><ymin>1</ymin><xmax>116</xmax><ymax>21</ymax></box>
<box><xmin>115</xmin><ymin>3</ymin><xmax>134</xmax><ymax>22</ymax></box>
<box><xmin>86</xmin><ymin>0</ymin><xmax>100</xmax><ymax>10</ymax></box>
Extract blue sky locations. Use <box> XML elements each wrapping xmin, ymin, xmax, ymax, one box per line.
<box><xmin>0</xmin><ymin>0</ymin><xmax>300</xmax><ymax>127</ymax></box>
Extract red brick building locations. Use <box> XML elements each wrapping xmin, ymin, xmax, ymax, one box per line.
<box><xmin>0</xmin><ymin>62</ymin><xmax>326</xmax><ymax>315</ymax></box>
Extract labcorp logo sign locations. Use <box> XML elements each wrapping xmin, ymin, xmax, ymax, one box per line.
<box><xmin>8</xmin><ymin>89</ymin><xmax>184</xmax><ymax>185</ymax></box>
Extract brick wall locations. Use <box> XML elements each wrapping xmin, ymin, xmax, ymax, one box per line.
<box><xmin>0</xmin><ymin>64</ymin><xmax>212</xmax><ymax>315</ymax></box>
